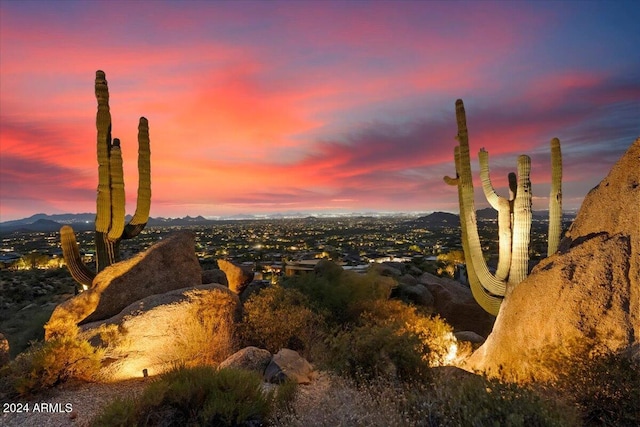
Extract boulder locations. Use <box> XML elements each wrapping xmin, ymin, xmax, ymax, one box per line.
<box><xmin>217</xmin><ymin>259</ymin><xmax>253</xmax><ymax>294</ymax></box>
<box><xmin>202</xmin><ymin>269</ymin><xmax>228</xmax><ymax>286</ymax></box>
<box><xmin>80</xmin><ymin>284</ymin><xmax>241</xmax><ymax>381</ymax></box>
<box><xmin>264</xmin><ymin>348</ymin><xmax>315</xmax><ymax>384</ymax></box>
<box><xmin>0</xmin><ymin>332</ymin><xmax>9</xmax><ymax>366</ymax></box>
<box><xmin>399</xmin><ymin>283</ymin><xmax>434</xmax><ymax>307</ymax></box>
<box><xmin>398</xmin><ymin>274</ymin><xmax>418</xmax><ymax>286</ymax></box>
<box><xmin>45</xmin><ymin>231</ymin><xmax>201</xmax><ymax>339</ymax></box>
<box><xmin>418</xmin><ymin>272</ymin><xmax>495</xmax><ymax>337</ymax></box>
<box><xmin>382</xmin><ymin>261</ymin><xmax>406</xmax><ymax>274</ymax></box>
<box><xmin>467</xmin><ymin>139</ymin><xmax>640</xmax><ymax>381</ymax></box>
<box><xmin>219</xmin><ymin>346</ymin><xmax>272</xmax><ymax>374</ymax></box>
<box><xmin>454</xmin><ymin>331</ymin><xmax>486</xmax><ymax>345</ymax></box>
<box><xmin>369</xmin><ymin>263</ymin><xmax>402</xmax><ymax>278</ymax></box>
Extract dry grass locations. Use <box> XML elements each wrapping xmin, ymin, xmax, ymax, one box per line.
<box><xmin>160</xmin><ymin>288</ymin><xmax>239</xmax><ymax>367</ymax></box>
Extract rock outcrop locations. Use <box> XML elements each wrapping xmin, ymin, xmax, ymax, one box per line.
<box><xmin>45</xmin><ymin>231</ymin><xmax>202</xmax><ymax>339</ymax></box>
<box><xmin>217</xmin><ymin>259</ymin><xmax>253</xmax><ymax>294</ymax></box>
<box><xmin>80</xmin><ymin>284</ymin><xmax>241</xmax><ymax>381</ymax></box>
<box><xmin>418</xmin><ymin>272</ymin><xmax>495</xmax><ymax>337</ymax></box>
<box><xmin>467</xmin><ymin>138</ymin><xmax>640</xmax><ymax>381</ymax></box>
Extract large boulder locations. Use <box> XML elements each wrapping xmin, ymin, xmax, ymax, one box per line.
<box><xmin>264</xmin><ymin>348</ymin><xmax>315</xmax><ymax>384</ymax></box>
<box><xmin>467</xmin><ymin>139</ymin><xmax>640</xmax><ymax>381</ymax></box>
<box><xmin>398</xmin><ymin>283</ymin><xmax>435</xmax><ymax>307</ymax></box>
<box><xmin>418</xmin><ymin>272</ymin><xmax>495</xmax><ymax>337</ymax></box>
<box><xmin>45</xmin><ymin>231</ymin><xmax>202</xmax><ymax>339</ymax></box>
<box><xmin>217</xmin><ymin>259</ymin><xmax>253</xmax><ymax>294</ymax></box>
<box><xmin>219</xmin><ymin>346</ymin><xmax>272</xmax><ymax>374</ymax></box>
<box><xmin>80</xmin><ymin>284</ymin><xmax>241</xmax><ymax>381</ymax></box>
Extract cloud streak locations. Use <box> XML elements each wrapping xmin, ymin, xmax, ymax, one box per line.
<box><xmin>1</xmin><ymin>1</ymin><xmax>638</xmax><ymax>221</ymax></box>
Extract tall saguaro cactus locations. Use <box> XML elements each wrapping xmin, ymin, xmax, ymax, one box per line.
<box><xmin>60</xmin><ymin>70</ymin><xmax>151</xmax><ymax>289</ymax></box>
<box><xmin>444</xmin><ymin>99</ymin><xmax>562</xmax><ymax>315</ymax></box>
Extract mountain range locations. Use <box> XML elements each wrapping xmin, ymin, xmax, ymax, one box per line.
<box><xmin>0</xmin><ymin>209</ymin><xmax>576</xmax><ymax>235</ymax></box>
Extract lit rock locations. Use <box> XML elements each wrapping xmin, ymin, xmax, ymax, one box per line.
<box><xmin>467</xmin><ymin>138</ymin><xmax>640</xmax><ymax>381</ymax></box>
<box><xmin>219</xmin><ymin>346</ymin><xmax>272</xmax><ymax>374</ymax></box>
<box><xmin>264</xmin><ymin>348</ymin><xmax>315</xmax><ymax>384</ymax></box>
<box><xmin>80</xmin><ymin>284</ymin><xmax>241</xmax><ymax>381</ymax></box>
<box><xmin>217</xmin><ymin>259</ymin><xmax>253</xmax><ymax>294</ymax></box>
<box><xmin>45</xmin><ymin>231</ymin><xmax>201</xmax><ymax>339</ymax></box>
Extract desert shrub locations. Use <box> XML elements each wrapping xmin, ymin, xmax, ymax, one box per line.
<box><xmin>282</xmin><ymin>265</ymin><xmax>395</xmax><ymax>325</ymax></box>
<box><xmin>273</xmin><ymin>371</ymin><xmax>577</xmax><ymax>427</ymax></box>
<box><xmin>240</xmin><ymin>285</ymin><xmax>325</xmax><ymax>358</ymax></box>
<box><xmin>421</xmin><ymin>373</ymin><xmax>580</xmax><ymax>427</ymax></box>
<box><xmin>548</xmin><ymin>346</ymin><xmax>640</xmax><ymax>426</ymax></box>
<box><xmin>359</xmin><ymin>299</ymin><xmax>457</xmax><ymax>367</ymax></box>
<box><xmin>0</xmin><ymin>336</ymin><xmax>102</xmax><ymax>398</ymax></box>
<box><xmin>326</xmin><ymin>323</ymin><xmax>431</xmax><ymax>382</ymax></box>
<box><xmin>92</xmin><ymin>366</ymin><xmax>274</xmax><ymax>427</ymax></box>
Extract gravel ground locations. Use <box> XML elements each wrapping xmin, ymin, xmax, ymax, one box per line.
<box><xmin>1</xmin><ymin>378</ymin><xmax>149</xmax><ymax>427</ymax></box>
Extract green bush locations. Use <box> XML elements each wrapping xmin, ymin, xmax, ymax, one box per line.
<box><xmin>282</xmin><ymin>264</ymin><xmax>395</xmax><ymax>325</ymax></box>
<box><xmin>0</xmin><ymin>337</ymin><xmax>102</xmax><ymax>398</ymax></box>
<box><xmin>359</xmin><ymin>299</ymin><xmax>457</xmax><ymax>367</ymax></box>
<box><xmin>326</xmin><ymin>323</ymin><xmax>431</xmax><ymax>382</ymax></box>
<box><xmin>550</xmin><ymin>347</ymin><xmax>640</xmax><ymax>426</ymax></box>
<box><xmin>240</xmin><ymin>285</ymin><xmax>325</xmax><ymax>358</ymax></box>
<box><xmin>92</xmin><ymin>366</ymin><xmax>274</xmax><ymax>427</ymax></box>
<box><xmin>408</xmin><ymin>373</ymin><xmax>580</xmax><ymax>427</ymax></box>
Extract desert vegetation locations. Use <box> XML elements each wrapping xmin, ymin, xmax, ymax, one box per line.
<box><xmin>2</xmin><ymin>259</ymin><xmax>638</xmax><ymax>426</ymax></box>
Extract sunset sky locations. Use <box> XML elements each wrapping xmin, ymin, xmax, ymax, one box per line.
<box><xmin>1</xmin><ymin>1</ymin><xmax>639</xmax><ymax>222</ymax></box>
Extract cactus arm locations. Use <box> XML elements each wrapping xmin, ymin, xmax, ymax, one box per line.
<box><xmin>454</xmin><ymin>99</ymin><xmax>507</xmax><ymax>296</ymax></box>
<box><xmin>478</xmin><ymin>148</ymin><xmax>503</xmax><ymax>210</ymax></box>
<box><xmin>547</xmin><ymin>137</ymin><xmax>562</xmax><ymax>255</ymax></box>
<box><xmin>124</xmin><ymin>117</ymin><xmax>151</xmax><ymax>239</ymax></box>
<box><xmin>508</xmin><ymin>155</ymin><xmax>532</xmax><ymax>285</ymax></box>
<box><xmin>443</xmin><ymin>144</ymin><xmax>461</xmax><ymax>186</ymax></box>
<box><xmin>478</xmin><ymin>148</ymin><xmax>513</xmax><ymax>281</ymax></box>
<box><xmin>60</xmin><ymin>225</ymin><xmax>95</xmax><ymax>288</ymax></box>
<box><xmin>107</xmin><ymin>139</ymin><xmax>126</xmax><ymax>241</ymax></box>
<box><xmin>95</xmin><ymin>70</ymin><xmax>112</xmax><ymax>235</ymax></box>
<box><xmin>456</xmin><ymin>156</ymin><xmax>502</xmax><ymax>316</ymax></box>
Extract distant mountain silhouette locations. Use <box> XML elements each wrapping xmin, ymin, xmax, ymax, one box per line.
<box><xmin>1</xmin><ymin>210</ymin><xmax>576</xmax><ymax>235</ymax></box>
<box><xmin>408</xmin><ymin>212</ymin><xmax>460</xmax><ymax>228</ymax></box>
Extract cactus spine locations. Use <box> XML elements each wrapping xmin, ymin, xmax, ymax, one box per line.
<box><xmin>60</xmin><ymin>70</ymin><xmax>151</xmax><ymax>288</ymax></box>
<box><xmin>444</xmin><ymin>99</ymin><xmax>562</xmax><ymax>315</ymax></box>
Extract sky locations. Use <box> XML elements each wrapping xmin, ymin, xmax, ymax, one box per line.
<box><xmin>1</xmin><ymin>0</ymin><xmax>639</xmax><ymax>222</ymax></box>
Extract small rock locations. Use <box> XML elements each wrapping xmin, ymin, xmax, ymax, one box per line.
<box><xmin>264</xmin><ymin>348</ymin><xmax>315</xmax><ymax>384</ymax></box>
<box><xmin>454</xmin><ymin>331</ymin><xmax>486</xmax><ymax>344</ymax></box>
<box><xmin>219</xmin><ymin>346</ymin><xmax>272</xmax><ymax>374</ymax></box>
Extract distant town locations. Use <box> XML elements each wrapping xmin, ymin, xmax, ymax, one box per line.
<box><xmin>0</xmin><ymin>210</ymin><xmax>575</xmax><ymax>282</ymax></box>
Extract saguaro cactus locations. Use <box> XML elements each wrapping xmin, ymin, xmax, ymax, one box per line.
<box><xmin>60</xmin><ymin>70</ymin><xmax>151</xmax><ymax>289</ymax></box>
<box><xmin>444</xmin><ymin>99</ymin><xmax>562</xmax><ymax>315</ymax></box>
